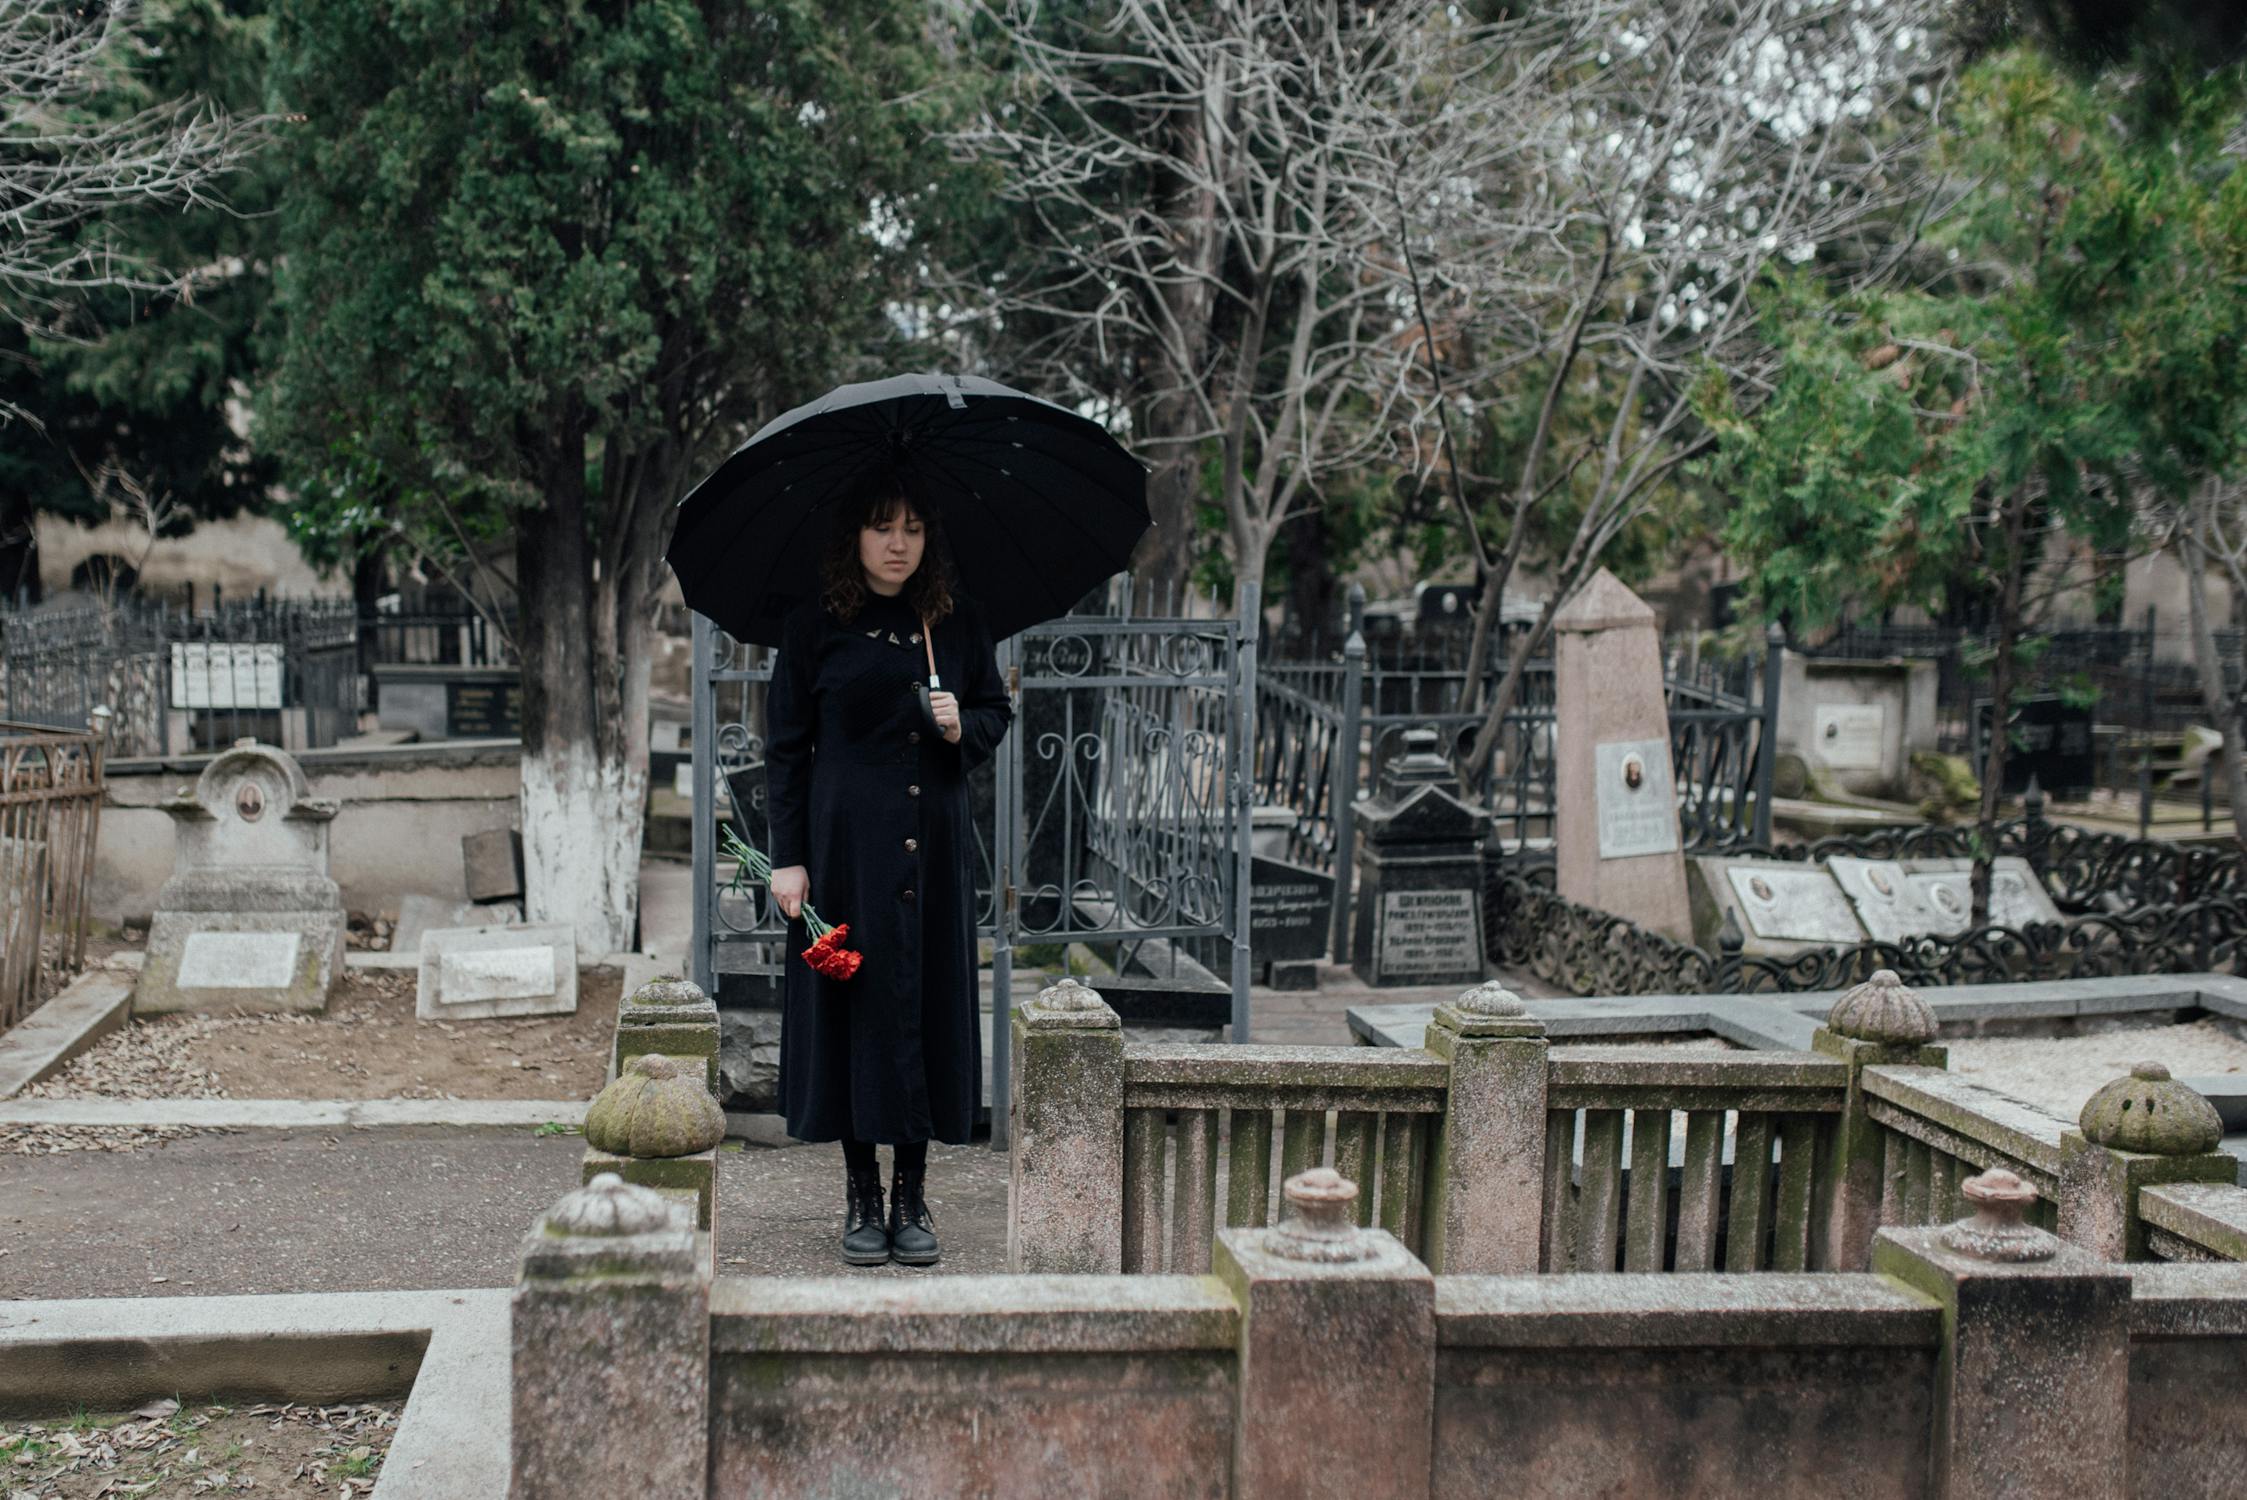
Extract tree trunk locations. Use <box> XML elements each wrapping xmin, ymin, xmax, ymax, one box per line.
<box><xmin>1971</xmin><ymin>483</ymin><xmax>2034</xmax><ymax>927</ymax></box>
<box><xmin>515</xmin><ymin>423</ymin><xmax>649</xmax><ymax>955</ymax></box>
<box><xmin>1132</xmin><ymin>104</ymin><xmax>1225</xmax><ymax>599</ymax></box>
<box><xmin>2182</xmin><ymin>486</ymin><xmax>2247</xmax><ymax>848</ymax></box>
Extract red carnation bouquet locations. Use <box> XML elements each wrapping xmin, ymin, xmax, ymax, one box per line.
<box><xmin>723</xmin><ymin>826</ymin><xmax>864</xmax><ymax>981</ymax></box>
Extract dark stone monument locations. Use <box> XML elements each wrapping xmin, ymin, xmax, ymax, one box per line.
<box><xmin>1974</xmin><ymin>693</ymin><xmax>2095</xmax><ymax>798</ymax></box>
<box><xmin>1349</xmin><ymin>728</ymin><xmax>1491</xmax><ymax>988</ymax></box>
<box><xmin>1249</xmin><ymin>853</ymin><xmax>1333</xmax><ymax>990</ymax></box>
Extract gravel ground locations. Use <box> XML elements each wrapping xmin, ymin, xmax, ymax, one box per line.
<box><xmin>1945</xmin><ymin>1018</ymin><xmax>2247</xmax><ymax>1123</ymax></box>
<box><xmin>0</xmin><ymin>1128</ymin><xmax>1009</xmax><ymax>1300</ymax></box>
<box><xmin>1</xmin><ymin>1398</ymin><xmax>394</xmax><ymax>1498</ymax></box>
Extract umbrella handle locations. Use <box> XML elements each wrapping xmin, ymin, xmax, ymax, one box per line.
<box><xmin>921</xmin><ymin>614</ymin><xmax>940</xmax><ymax>688</ymax></box>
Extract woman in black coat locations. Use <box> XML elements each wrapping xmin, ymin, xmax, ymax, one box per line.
<box><xmin>763</xmin><ymin>474</ymin><xmax>1012</xmax><ymax>1267</ymax></box>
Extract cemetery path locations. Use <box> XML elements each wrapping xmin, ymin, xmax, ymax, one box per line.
<box><xmin>0</xmin><ymin>1128</ymin><xmax>1010</xmax><ymax>1299</ymax></box>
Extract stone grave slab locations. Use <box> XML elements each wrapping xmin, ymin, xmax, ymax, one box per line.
<box><xmin>393</xmin><ymin>894</ymin><xmax>525</xmax><ymax>955</ymax></box>
<box><xmin>133</xmin><ymin>742</ymin><xmax>345</xmax><ymax>1016</ymax></box>
<box><xmin>137</xmin><ymin>909</ymin><xmax>346</xmax><ymax>1014</ymax></box>
<box><xmin>1830</xmin><ymin>855</ymin><xmax>2062</xmax><ymax>942</ymax></box>
<box><xmin>462</xmin><ymin>829</ymin><xmax>524</xmax><ymax>903</ymax></box>
<box><xmin>416</xmin><ymin>923</ymin><xmax>578</xmax><ymax>1021</ymax></box>
<box><xmin>1688</xmin><ymin>857</ymin><xmax>1868</xmax><ymax>957</ymax></box>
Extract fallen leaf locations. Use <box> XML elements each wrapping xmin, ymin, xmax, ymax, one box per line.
<box><xmin>132</xmin><ymin>1400</ymin><xmax>178</xmax><ymax>1421</ymax></box>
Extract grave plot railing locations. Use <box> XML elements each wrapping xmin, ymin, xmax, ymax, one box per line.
<box><xmin>0</xmin><ymin>722</ymin><xmax>106</xmax><ymax>1030</ymax></box>
<box><xmin>1539</xmin><ymin>1050</ymin><xmax>1846</xmax><ymax>1274</ymax></box>
<box><xmin>1857</xmin><ymin>1066</ymin><xmax>2065</xmax><ymax>1233</ymax></box>
<box><xmin>2138</xmin><ymin>1183</ymin><xmax>2247</xmax><ymax>1263</ymax></box>
<box><xmin>1118</xmin><ymin>1044</ymin><xmax>1449</xmax><ymax>1272</ymax></box>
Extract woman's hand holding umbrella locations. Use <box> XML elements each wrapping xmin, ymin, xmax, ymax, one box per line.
<box><xmin>927</xmin><ymin>691</ymin><xmax>961</xmax><ymax>743</ymax></box>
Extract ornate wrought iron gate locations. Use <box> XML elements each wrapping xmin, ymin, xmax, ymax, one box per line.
<box><xmin>688</xmin><ymin>584</ymin><xmax>1259</xmax><ymax>1139</ymax></box>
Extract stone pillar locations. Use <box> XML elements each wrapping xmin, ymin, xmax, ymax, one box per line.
<box><xmin>511</xmin><ymin>1173</ymin><xmax>710</xmax><ymax>1500</ymax></box>
<box><xmin>1872</xmin><ymin>1169</ymin><xmax>2129</xmax><ymax>1500</ymax></box>
<box><xmin>614</xmin><ymin>975</ymin><xmax>721</xmax><ymax>1094</ymax></box>
<box><xmin>1008</xmin><ymin>978</ymin><xmax>1125</xmax><ymax>1273</ymax></box>
<box><xmin>1422</xmin><ymin>982</ymin><xmax>1548</xmax><ymax>1274</ymax></box>
<box><xmin>582</xmin><ymin>1054</ymin><xmax>726</xmax><ymax>1237</ymax></box>
<box><xmin>1812</xmin><ymin>969</ymin><xmax>1947</xmax><ymax>1270</ymax></box>
<box><xmin>1553</xmin><ymin>569</ymin><xmax>1691</xmax><ymax>941</ymax></box>
<box><xmin>1216</xmin><ymin>1169</ymin><xmax>1436</xmax><ymax>1500</ymax></box>
<box><xmin>1348</xmin><ymin>728</ymin><xmax>1491</xmax><ymax>988</ymax></box>
<box><xmin>2059</xmin><ymin>1061</ymin><xmax>2234</xmax><ymax>1261</ymax></box>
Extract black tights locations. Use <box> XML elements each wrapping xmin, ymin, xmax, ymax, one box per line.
<box><xmin>844</xmin><ymin>1138</ymin><xmax>927</xmax><ymax>1177</ymax></box>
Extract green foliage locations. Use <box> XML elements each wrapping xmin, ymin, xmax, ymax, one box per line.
<box><xmin>262</xmin><ymin>0</ymin><xmax>945</xmax><ymax>574</ymax></box>
<box><xmin>1708</xmin><ymin>50</ymin><xmax>2247</xmax><ymax>634</ymax></box>
<box><xmin>2</xmin><ymin>1</ymin><xmax>282</xmax><ymax>557</ymax></box>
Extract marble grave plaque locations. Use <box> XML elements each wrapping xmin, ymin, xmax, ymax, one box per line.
<box><xmin>1379</xmin><ymin>889</ymin><xmax>1482</xmax><ymax>976</ymax></box>
<box><xmin>1813</xmin><ymin>703</ymin><xmax>1886</xmax><ymax>770</ymax></box>
<box><xmin>1724</xmin><ymin>865</ymin><xmax>1867</xmax><ymax>945</ymax></box>
<box><xmin>438</xmin><ymin>945</ymin><xmax>556</xmax><ymax>1004</ymax></box>
<box><xmin>1831</xmin><ymin>855</ymin><xmax>2061</xmax><ymax>941</ymax></box>
<box><xmin>1594</xmin><ymin>737</ymin><xmax>1678</xmax><ymax>860</ymax></box>
<box><xmin>177</xmin><ymin>929</ymin><xmax>302</xmax><ymax>990</ymax></box>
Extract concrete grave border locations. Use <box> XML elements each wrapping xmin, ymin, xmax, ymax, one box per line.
<box><xmin>0</xmin><ymin>1288</ymin><xmax>508</xmax><ymax>1500</ymax></box>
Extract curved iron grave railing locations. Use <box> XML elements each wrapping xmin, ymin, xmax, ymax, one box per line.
<box><xmin>1486</xmin><ymin>792</ymin><xmax>2247</xmax><ymax>997</ymax></box>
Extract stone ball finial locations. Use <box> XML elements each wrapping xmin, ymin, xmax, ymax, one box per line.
<box><xmin>2077</xmin><ymin>1062</ymin><xmax>2223</xmax><ymax>1156</ymax></box>
<box><xmin>1939</xmin><ymin>1168</ymin><xmax>2058</xmax><ymax>1263</ymax></box>
<box><xmin>628</xmin><ymin>975</ymin><xmax>707</xmax><ymax>1009</ymax></box>
<box><xmin>583</xmin><ymin>1053</ymin><xmax>725</xmax><ymax>1158</ymax></box>
<box><xmin>1038</xmin><ymin>976</ymin><xmax>1104</xmax><ymax>1011</ymax></box>
<box><xmin>1826</xmin><ymin>968</ymin><xmax>1937</xmax><ymax>1045</ymax></box>
<box><xmin>543</xmin><ymin>1172</ymin><xmax>682</xmax><ymax>1238</ymax></box>
<box><xmin>1267</xmin><ymin>1168</ymin><xmax>1371</xmax><ymax>1263</ymax></box>
<box><xmin>1453</xmin><ymin>981</ymin><xmax>1525</xmax><ymax>1018</ymax></box>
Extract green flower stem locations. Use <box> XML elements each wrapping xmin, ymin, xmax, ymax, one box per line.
<box><xmin>723</xmin><ymin>826</ymin><xmax>833</xmax><ymax>938</ymax></box>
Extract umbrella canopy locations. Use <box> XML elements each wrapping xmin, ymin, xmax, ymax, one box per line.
<box><xmin>667</xmin><ymin>373</ymin><xmax>1150</xmax><ymax>646</ymax></box>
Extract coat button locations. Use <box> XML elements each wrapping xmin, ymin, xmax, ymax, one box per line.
<box><xmin>908</xmin><ymin>731</ymin><xmax>920</xmax><ymax>744</ymax></box>
<box><xmin>910</xmin><ymin>632</ymin><xmax>922</xmax><ymax>644</ymax></box>
<box><xmin>902</xmin><ymin>888</ymin><xmax>916</xmax><ymax>902</ymax></box>
<box><xmin>905</xmin><ymin>838</ymin><xmax>918</xmax><ymax>853</ymax></box>
<box><xmin>907</xmin><ymin>784</ymin><xmax>920</xmax><ymax>797</ymax></box>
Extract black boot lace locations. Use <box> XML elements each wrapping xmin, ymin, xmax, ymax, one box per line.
<box><xmin>893</xmin><ymin>1170</ymin><xmax>936</xmax><ymax>1232</ymax></box>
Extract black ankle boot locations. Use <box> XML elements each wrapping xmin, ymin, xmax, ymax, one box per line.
<box><xmin>888</xmin><ymin>1162</ymin><xmax>940</xmax><ymax>1266</ymax></box>
<box><xmin>841</xmin><ymin>1166</ymin><xmax>890</xmax><ymax>1266</ymax></box>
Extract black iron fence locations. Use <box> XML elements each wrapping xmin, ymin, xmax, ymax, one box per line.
<box><xmin>1486</xmin><ymin>791</ymin><xmax>2247</xmax><ymax>998</ymax></box>
<box><xmin>0</xmin><ymin>598</ymin><xmax>361</xmax><ymax>756</ymax></box>
<box><xmin>1255</xmin><ymin>585</ymin><xmax>1779</xmax><ymax>960</ymax></box>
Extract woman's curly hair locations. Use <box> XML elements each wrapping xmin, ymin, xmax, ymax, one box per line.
<box><xmin>819</xmin><ymin>469</ymin><xmax>957</xmax><ymax>626</ymax></box>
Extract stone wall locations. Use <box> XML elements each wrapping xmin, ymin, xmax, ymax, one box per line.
<box><xmin>92</xmin><ymin>741</ymin><xmax>521</xmax><ymax>924</ymax></box>
<box><xmin>508</xmin><ymin>1165</ymin><xmax>2247</xmax><ymax>1500</ymax></box>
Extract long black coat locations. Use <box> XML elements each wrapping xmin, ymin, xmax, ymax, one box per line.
<box><xmin>765</xmin><ymin>589</ymin><xmax>1013</xmax><ymax>1144</ymax></box>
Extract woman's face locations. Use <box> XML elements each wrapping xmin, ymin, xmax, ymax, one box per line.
<box><xmin>858</xmin><ymin>500</ymin><xmax>926</xmax><ymax>592</ymax></box>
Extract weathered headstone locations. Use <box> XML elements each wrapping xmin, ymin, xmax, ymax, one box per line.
<box><xmin>134</xmin><ymin>741</ymin><xmax>346</xmax><ymax>1015</ymax></box>
<box><xmin>1775</xmin><ymin>652</ymin><xmax>1940</xmax><ymax>799</ymax></box>
<box><xmin>1249</xmin><ymin>853</ymin><xmax>1333</xmax><ymax>986</ymax></box>
<box><xmin>1830</xmin><ymin>855</ymin><xmax>2062</xmax><ymax>942</ymax></box>
<box><xmin>416</xmin><ymin>921</ymin><xmax>578</xmax><ymax>1020</ymax></box>
<box><xmin>1553</xmin><ymin>570</ymin><xmax>1691</xmax><ymax>941</ymax></box>
<box><xmin>462</xmin><ymin>827</ymin><xmax>524</xmax><ymax>903</ymax></box>
<box><xmin>1687</xmin><ymin>856</ymin><xmax>1869</xmax><ymax>956</ymax></box>
<box><xmin>1348</xmin><ymin>730</ymin><xmax>1489</xmax><ymax>987</ymax></box>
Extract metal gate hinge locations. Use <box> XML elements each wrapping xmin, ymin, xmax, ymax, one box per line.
<box><xmin>1004</xmin><ymin>883</ymin><xmax>1017</xmax><ymax>915</ymax></box>
<box><xmin>1007</xmin><ymin>665</ymin><xmax>1021</xmax><ymax>698</ymax></box>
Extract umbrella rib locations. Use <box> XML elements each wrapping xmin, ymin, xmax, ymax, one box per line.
<box><xmin>909</xmin><ymin>447</ymin><xmax>1090</xmax><ymax>627</ymax></box>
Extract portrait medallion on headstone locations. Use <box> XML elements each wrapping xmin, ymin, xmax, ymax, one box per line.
<box><xmin>1594</xmin><ymin>737</ymin><xmax>1677</xmax><ymax>860</ymax></box>
<box><xmin>133</xmin><ymin>741</ymin><xmax>345</xmax><ymax>1015</ymax></box>
<box><xmin>1813</xmin><ymin>703</ymin><xmax>1886</xmax><ymax>771</ymax></box>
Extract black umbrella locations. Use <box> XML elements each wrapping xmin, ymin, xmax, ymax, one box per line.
<box><xmin>667</xmin><ymin>372</ymin><xmax>1150</xmax><ymax>647</ymax></box>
